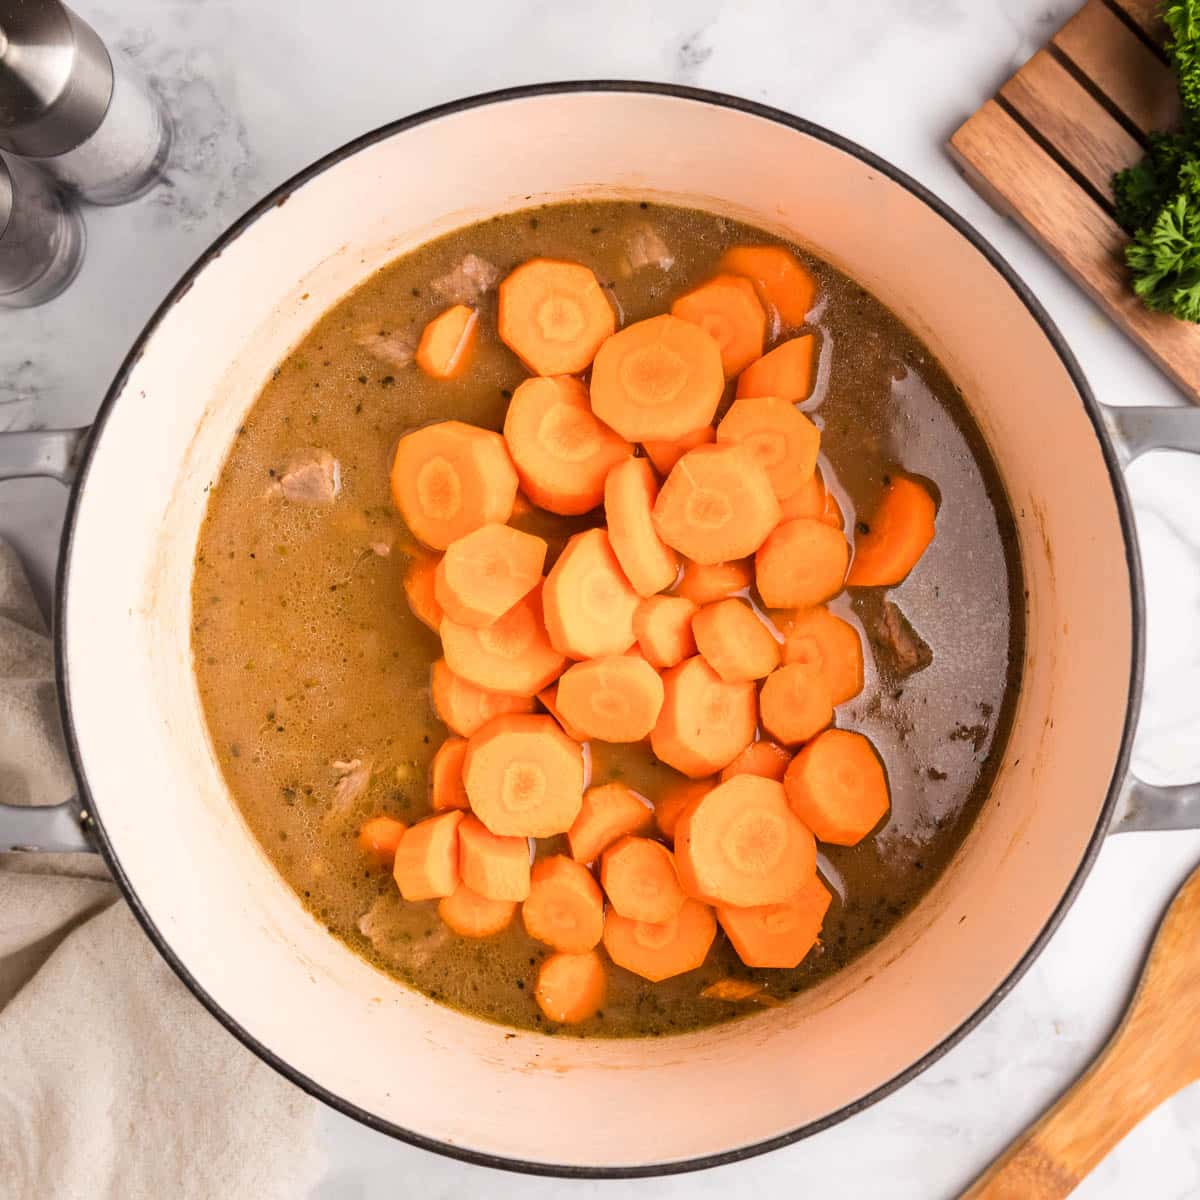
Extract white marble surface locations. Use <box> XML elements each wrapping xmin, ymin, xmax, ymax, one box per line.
<box><xmin>3</xmin><ymin>1</ymin><xmax>1199</xmax><ymax>1195</ymax></box>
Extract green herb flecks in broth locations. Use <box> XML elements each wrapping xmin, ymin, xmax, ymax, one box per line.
<box><xmin>191</xmin><ymin>200</ymin><xmax>1023</xmax><ymax>1036</ymax></box>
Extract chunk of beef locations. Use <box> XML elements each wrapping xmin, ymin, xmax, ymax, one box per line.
<box><xmin>619</xmin><ymin>224</ymin><xmax>674</xmax><ymax>277</ymax></box>
<box><xmin>429</xmin><ymin>253</ymin><xmax>500</xmax><ymax>306</ymax></box>
<box><xmin>330</xmin><ymin>757</ymin><xmax>372</xmax><ymax>811</ymax></box>
<box><xmin>355</xmin><ymin>328</ymin><xmax>416</xmax><ymax>370</ymax></box>
<box><xmin>358</xmin><ymin>893</ymin><xmax>450</xmax><ymax>969</ymax></box>
<box><xmin>278</xmin><ymin>449</ymin><xmax>341</xmax><ymax>504</ymax></box>
<box><xmin>870</xmin><ymin>601</ymin><xmax>932</xmax><ymax>678</ymax></box>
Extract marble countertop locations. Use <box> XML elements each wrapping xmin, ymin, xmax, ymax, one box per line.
<box><xmin>3</xmin><ymin>1</ymin><xmax>1200</xmax><ymax>1195</ymax></box>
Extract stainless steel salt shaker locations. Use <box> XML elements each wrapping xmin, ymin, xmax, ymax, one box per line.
<box><xmin>0</xmin><ymin>152</ymin><xmax>84</xmax><ymax>307</ymax></box>
<box><xmin>0</xmin><ymin>0</ymin><xmax>171</xmax><ymax>204</ymax></box>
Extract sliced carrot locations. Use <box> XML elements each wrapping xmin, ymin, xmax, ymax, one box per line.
<box><xmin>675</xmin><ymin>775</ymin><xmax>816</xmax><ymax>907</ymax></box>
<box><xmin>430</xmin><ymin>658</ymin><xmax>534</xmax><ymax>737</ymax></box>
<box><xmin>357</xmin><ymin>815</ymin><xmax>407</xmax><ymax>861</ymax></box>
<box><xmin>846</xmin><ymin>475</ymin><xmax>937</xmax><ymax>587</ymax></box>
<box><xmin>670</xmin><ymin>275</ymin><xmax>767</xmax><ymax>377</ymax></box>
<box><xmin>719</xmin><ymin>244</ymin><xmax>816</xmax><ymax>327</ymax></box>
<box><xmin>440</xmin><ymin>583</ymin><xmax>565</xmax><ymax>697</ymax></box>
<box><xmin>403</xmin><ymin>553</ymin><xmax>443</xmax><ymax>632</ymax></box>
<box><xmin>755</xmin><ymin>518</ymin><xmax>849</xmax><ymax>609</ymax></box>
<box><xmin>700</xmin><ymin>977</ymin><xmax>775</xmax><ymax>1003</ymax></box>
<box><xmin>522</xmin><ymin>854</ymin><xmax>605</xmax><ymax>952</ymax></box>
<box><xmin>602</xmin><ymin>898</ymin><xmax>716</xmax><ymax>982</ymax></box>
<box><xmin>392</xmin><ymin>810</ymin><xmax>464</xmax><ymax>901</ymax></box>
<box><xmin>535</xmin><ymin>950</ymin><xmax>607</xmax><ymax>1023</ymax></box>
<box><xmin>503</xmin><ymin>376</ymin><xmax>632</xmax><ymax>515</ymax></box>
<box><xmin>590</xmin><ymin>314</ymin><xmax>724</xmax><ymax>441</ymax></box>
<box><xmin>601</xmin><ymin>835</ymin><xmax>686</xmax><ymax>923</ymax></box>
<box><xmin>718</xmin><ymin>873</ymin><xmax>832</xmax><ymax>968</ymax></box>
<box><xmin>781</xmin><ymin>606</ymin><xmax>864</xmax><ymax>706</ymax></box>
<box><xmin>554</xmin><ymin>655</ymin><xmax>665</xmax><ymax>743</ymax></box>
<box><xmin>542</xmin><ymin>528</ymin><xmax>639</xmax><ymax>659</ymax></box>
<box><xmin>537</xmin><ymin>684</ymin><xmax>588</xmax><ymax>742</ymax></box>
<box><xmin>691</xmin><ymin>597</ymin><xmax>780</xmax><ymax>683</ymax></box>
<box><xmin>604</xmin><ymin>456</ymin><xmax>680</xmax><ymax>597</ymax></box>
<box><xmin>735</xmin><ymin>335</ymin><xmax>815</xmax><ymax>403</ymax></box>
<box><xmin>430</xmin><ymin>736</ymin><xmax>470</xmax><ymax>811</ymax></box>
<box><xmin>784</xmin><ymin>728</ymin><xmax>890</xmax><ymax>845</ymax></box>
<box><xmin>650</xmin><ymin>655</ymin><xmax>757</xmax><ymax>778</ymax></box>
<box><xmin>498</xmin><ymin>258</ymin><xmax>615</xmax><ymax>376</ymax></box>
<box><xmin>716</xmin><ymin>396</ymin><xmax>820</xmax><ymax>501</ymax></box>
<box><xmin>434</xmin><ymin>523</ymin><xmax>547</xmax><ymax>628</ymax></box>
<box><xmin>759</xmin><ymin>661</ymin><xmax>833</xmax><ymax>746</ymax></box>
<box><xmin>438</xmin><ymin>884</ymin><xmax>517</xmax><ymax>938</ymax></box>
<box><xmin>416</xmin><ymin>304</ymin><xmax>478</xmax><ymax>379</ymax></box>
<box><xmin>391</xmin><ymin>421</ymin><xmax>518</xmax><ymax>551</ymax></box>
<box><xmin>568</xmin><ymin>782</ymin><xmax>654</xmax><ymax>863</ymax></box>
<box><xmin>641</xmin><ymin>424</ymin><xmax>714</xmax><ymax>476</ymax></box>
<box><xmin>719</xmin><ymin>739</ymin><xmax>792</xmax><ymax>784</ymax></box>
<box><xmin>673</xmin><ymin>558</ymin><xmax>752</xmax><ymax>606</ymax></box>
<box><xmin>654</xmin><ymin>777</ymin><xmax>714</xmax><ymax>842</ymax></box>
<box><xmin>463</xmin><ymin>713</ymin><xmax>585</xmax><ymax>837</ymax></box>
<box><xmin>633</xmin><ymin>594</ymin><xmax>697</xmax><ymax>669</ymax></box>
<box><xmin>652</xmin><ymin>444</ymin><xmax>781</xmax><ymax>565</ymax></box>
<box><xmin>458</xmin><ymin>814</ymin><xmax>531</xmax><ymax>901</ymax></box>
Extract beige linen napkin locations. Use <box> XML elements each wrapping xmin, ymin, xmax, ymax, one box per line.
<box><xmin>0</xmin><ymin>540</ymin><xmax>321</xmax><ymax>1200</ymax></box>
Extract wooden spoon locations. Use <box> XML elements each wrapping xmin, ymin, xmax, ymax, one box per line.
<box><xmin>962</xmin><ymin>861</ymin><xmax>1200</xmax><ymax>1198</ymax></box>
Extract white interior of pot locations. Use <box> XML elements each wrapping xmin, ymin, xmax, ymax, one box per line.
<box><xmin>62</xmin><ymin>91</ymin><xmax>1134</xmax><ymax>1168</ymax></box>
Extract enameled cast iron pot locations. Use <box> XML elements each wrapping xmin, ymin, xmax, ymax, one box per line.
<box><xmin>3</xmin><ymin>84</ymin><xmax>1200</xmax><ymax>1177</ymax></box>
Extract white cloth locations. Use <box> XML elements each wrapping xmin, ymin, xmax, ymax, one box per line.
<box><xmin>0</xmin><ymin>540</ymin><xmax>320</xmax><ymax>1199</ymax></box>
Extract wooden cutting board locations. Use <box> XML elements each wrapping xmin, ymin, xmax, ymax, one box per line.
<box><xmin>948</xmin><ymin>0</ymin><xmax>1200</xmax><ymax>397</ymax></box>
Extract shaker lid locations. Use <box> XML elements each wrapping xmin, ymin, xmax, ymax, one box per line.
<box><xmin>0</xmin><ymin>0</ymin><xmax>113</xmax><ymax>157</ymax></box>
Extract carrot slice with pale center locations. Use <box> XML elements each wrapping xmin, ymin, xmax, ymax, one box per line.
<box><xmin>498</xmin><ymin>258</ymin><xmax>615</xmax><ymax>376</ymax></box>
<box><xmin>759</xmin><ymin>661</ymin><xmax>834</xmax><ymax>746</ymax></box>
<box><xmin>716</xmin><ymin>396</ymin><xmax>820</xmax><ymax>501</ymax></box>
<box><xmin>522</xmin><ymin>854</ymin><xmax>605</xmax><ymax>952</ymax></box>
<box><xmin>653</xmin><ymin>443</ymin><xmax>781</xmax><ymax>565</ymax></box>
<box><xmin>755</xmin><ymin>518</ymin><xmax>849</xmax><ymax>609</ymax></box>
<box><xmin>430</xmin><ymin>658</ymin><xmax>535</xmax><ymax>737</ymax></box>
<box><xmin>503</xmin><ymin>376</ymin><xmax>631</xmax><ymax>515</ymax></box>
<box><xmin>434</xmin><ymin>522</ymin><xmax>547</xmax><ymax>628</ymax></box>
<box><xmin>535</xmin><ymin>949</ymin><xmax>607</xmax><ymax>1023</ymax></box>
<box><xmin>440</xmin><ymin>583</ymin><xmax>565</xmax><ymax>697</ymax></box>
<box><xmin>543</xmin><ymin>528</ymin><xmax>640</xmax><ymax>659</ymax></box>
<box><xmin>691</xmin><ymin>597</ymin><xmax>780</xmax><ymax>683</ymax></box>
<box><xmin>780</xmin><ymin>606</ymin><xmax>864</xmax><ymax>706</ymax></box>
<box><xmin>783</xmin><ymin>728</ymin><xmax>890</xmax><ymax>846</ymax></box>
<box><xmin>602</xmin><ymin>897</ymin><xmax>716</xmax><ymax>982</ymax></box>
<box><xmin>590</xmin><ymin>314</ymin><xmax>724</xmax><ymax>442</ymax></box>
<box><xmin>567</xmin><ymin>782</ymin><xmax>654</xmax><ymax>863</ymax></box>
<box><xmin>601</xmin><ymin>835</ymin><xmax>686</xmax><ymax>923</ymax></box>
<box><xmin>670</xmin><ymin>274</ymin><xmax>766</xmax><ymax>377</ymax></box>
<box><xmin>391</xmin><ymin>421</ymin><xmax>518</xmax><ymax>550</ymax></box>
<box><xmin>554</xmin><ymin>654</ymin><xmax>665</xmax><ymax>743</ymax></box>
<box><xmin>650</xmin><ymin>655</ymin><xmax>757</xmax><ymax>778</ymax></box>
<box><xmin>633</xmin><ymin>594</ymin><xmax>697</xmax><ymax>669</ymax></box>
<box><xmin>717</xmin><ymin>872</ymin><xmax>831</xmax><ymax>968</ymax></box>
<box><xmin>675</xmin><ymin>775</ymin><xmax>816</xmax><ymax>907</ymax></box>
<box><xmin>719</xmin><ymin>245</ymin><xmax>816</xmax><ymax>327</ymax></box>
<box><xmin>463</xmin><ymin>714</ymin><xmax>584</xmax><ymax>837</ymax></box>
<box><xmin>438</xmin><ymin>884</ymin><xmax>518</xmax><ymax>938</ymax></box>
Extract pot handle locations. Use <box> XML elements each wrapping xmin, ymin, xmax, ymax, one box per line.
<box><xmin>0</xmin><ymin>426</ymin><xmax>93</xmax><ymax>851</ymax></box>
<box><xmin>0</xmin><ymin>427</ymin><xmax>89</xmax><ymax>484</ymax></box>
<box><xmin>1102</xmin><ymin>404</ymin><xmax>1200</xmax><ymax>834</ymax></box>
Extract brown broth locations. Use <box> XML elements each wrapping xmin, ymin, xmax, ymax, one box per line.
<box><xmin>191</xmin><ymin>200</ymin><xmax>1023</xmax><ymax>1036</ymax></box>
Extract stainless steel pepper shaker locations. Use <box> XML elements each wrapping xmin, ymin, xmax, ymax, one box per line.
<box><xmin>0</xmin><ymin>151</ymin><xmax>84</xmax><ymax>307</ymax></box>
<box><xmin>0</xmin><ymin>0</ymin><xmax>171</xmax><ymax>205</ymax></box>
